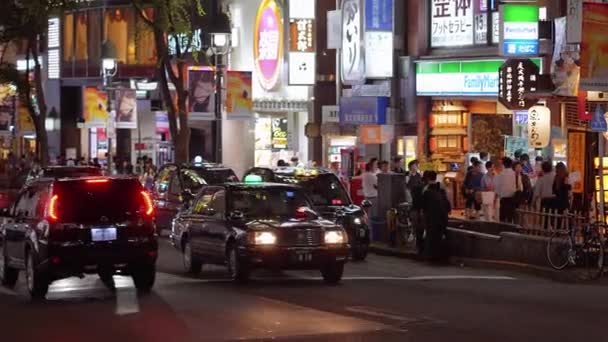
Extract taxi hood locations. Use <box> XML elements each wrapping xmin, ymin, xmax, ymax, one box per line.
<box><xmin>244</xmin><ymin>218</ymin><xmax>338</xmax><ymax>230</ymax></box>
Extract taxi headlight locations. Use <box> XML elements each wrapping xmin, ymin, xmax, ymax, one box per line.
<box><xmin>254</xmin><ymin>231</ymin><xmax>277</xmax><ymax>245</ymax></box>
<box><xmin>353</xmin><ymin>217</ymin><xmax>362</xmax><ymax>225</ymax></box>
<box><xmin>325</xmin><ymin>230</ymin><xmax>346</xmax><ymax>244</ymax></box>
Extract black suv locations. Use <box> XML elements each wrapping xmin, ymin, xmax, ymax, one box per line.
<box><xmin>171</xmin><ymin>182</ymin><xmax>349</xmax><ymax>284</ymax></box>
<box><xmin>243</xmin><ymin>167</ymin><xmax>370</xmax><ymax>260</ymax></box>
<box><xmin>0</xmin><ymin>177</ymin><xmax>158</xmax><ymax>299</ymax></box>
<box><xmin>153</xmin><ymin>163</ymin><xmax>238</xmax><ymax>231</ymax></box>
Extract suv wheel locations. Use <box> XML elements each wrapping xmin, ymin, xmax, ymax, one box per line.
<box><xmin>321</xmin><ymin>262</ymin><xmax>344</xmax><ymax>285</ymax></box>
<box><xmin>227</xmin><ymin>244</ymin><xmax>249</xmax><ymax>283</ymax></box>
<box><xmin>131</xmin><ymin>263</ymin><xmax>156</xmax><ymax>294</ymax></box>
<box><xmin>0</xmin><ymin>240</ymin><xmax>18</xmax><ymax>288</ymax></box>
<box><xmin>183</xmin><ymin>240</ymin><xmax>202</xmax><ymax>275</ymax></box>
<box><xmin>25</xmin><ymin>251</ymin><xmax>49</xmax><ymax>300</ymax></box>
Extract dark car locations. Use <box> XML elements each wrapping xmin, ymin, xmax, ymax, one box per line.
<box><xmin>0</xmin><ymin>176</ymin><xmax>158</xmax><ymax>299</ymax></box>
<box><xmin>243</xmin><ymin>167</ymin><xmax>371</xmax><ymax>261</ymax></box>
<box><xmin>153</xmin><ymin>163</ymin><xmax>238</xmax><ymax>231</ymax></box>
<box><xmin>170</xmin><ymin>181</ymin><xmax>349</xmax><ymax>284</ymax></box>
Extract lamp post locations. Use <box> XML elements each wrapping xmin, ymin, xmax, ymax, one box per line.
<box><xmin>101</xmin><ymin>40</ymin><xmax>117</xmax><ymax>173</ymax></box>
<box><xmin>209</xmin><ymin>12</ymin><xmax>232</xmax><ymax>164</ymax></box>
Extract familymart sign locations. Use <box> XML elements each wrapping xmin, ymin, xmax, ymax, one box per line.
<box><xmin>416</xmin><ymin>58</ymin><xmax>541</xmax><ymax>97</ymax></box>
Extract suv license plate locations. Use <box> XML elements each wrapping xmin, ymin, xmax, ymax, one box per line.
<box><xmin>91</xmin><ymin>227</ymin><xmax>117</xmax><ymax>242</ymax></box>
<box><xmin>295</xmin><ymin>251</ymin><xmax>312</xmax><ymax>262</ymax></box>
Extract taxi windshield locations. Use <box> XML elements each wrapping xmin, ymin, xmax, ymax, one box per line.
<box><xmin>193</xmin><ymin>168</ymin><xmax>239</xmax><ymax>185</ymax></box>
<box><xmin>278</xmin><ymin>173</ymin><xmax>351</xmax><ymax>206</ymax></box>
<box><xmin>230</xmin><ymin>187</ymin><xmax>313</xmax><ymax>219</ymax></box>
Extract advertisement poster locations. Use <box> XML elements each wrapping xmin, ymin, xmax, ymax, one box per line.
<box><xmin>226</xmin><ymin>71</ymin><xmax>253</xmax><ymax>120</ymax></box>
<box><xmin>430</xmin><ymin>0</ymin><xmax>474</xmax><ymax>47</ymax></box>
<box><xmin>254</xmin><ymin>0</ymin><xmax>283</xmax><ymax>90</ymax></box>
<box><xmin>568</xmin><ymin>131</ymin><xmax>586</xmax><ymax>194</ymax></box>
<box><xmin>271</xmin><ymin>118</ymin><xmax>288</xmax><ymax>150</ymax></box>
<box><xmin>83</xmin><ymin>87</ymin><xmax>108</xmax><ymax>128</ymax></box>
<box><xmin>551</xmin><ymin>17</ymin><xmax>581</xmax><ymax>97</ymax></box>
<box><xmin>580</xmin><ymin>2</ymin><xmax>608</xmax><ymax>90</ymax></box>
<box><xmin>188</xmin><ymin>69</ymin><xmax>215</xmax><ymax>120</ymax></box>
<box><xmin>115</xmin><ymin>89</ymin><xmax>137</xmax><ymax>129</ymax></box>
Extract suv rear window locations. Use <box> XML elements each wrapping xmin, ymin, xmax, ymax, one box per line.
<box><xmin>53</xmin><ymin>179</ymin><xmax>146</xmax><ymax>223</ymax></box>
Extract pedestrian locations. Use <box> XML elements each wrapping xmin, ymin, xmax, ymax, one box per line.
<box><xmin>552</xmin><ymin>162</ymin><xmax>571</xmax><ymax>213</ymax></box>
<box><xmin>290</xmin><ymin>156</ymin><xmax>300</xmax><ymax>167</ymax></box>
<box><xmin>368</xmin><ymin>157</ymin><xmax>379</xmax><ymax>174</ymax></box>
<box><xmin>392</xmin><ymin>156</ymin><xmax>405</xmax><ymax>174</ymax></box>
<box><xmin>421</xmin><ymin>171</ymin><xmax>451</xmax><ymax>263</ymax></box>
<box><xmin>277</xmin><ymin>159</ymin><xmax>288</xmax><ymax>167</ymax></box>
<box><xmin>405</xmin><ymin>160</ymin><xmax>425</xmax><ymax>253</ymax></box>
<box><xmin>494</xmin><ymin>157</ymin><xmax>521</xmax><ymax>223</ymax></box>
<box><xmin>479</xmin><ymin>152</ymin><xmax>489</xmax><ymax>174</ymax></box>
<box><xmin>533</xmin><ymin>161</ymin><xmax>555</xmax><ymax>210</ymax></box>
<box><xmin>379</xmin><ymin>160</ymin><xmax>390</xmax><ymax>173</ymax></box>
<box><xmin>141</xmin><ymin>162</ymin><xmax>156</xmax><ymax>191</ymax></box>
<box><xmin>93</xmin><ymin>157</ymin><xmax>101</xmax><ymax>168</ymax></box>
<box><xmin>463</xmin><ymin>160</ymin><xmax>483</xmax><ymax>219</ymax></box>
<box><xmin>481</xmin><ymin>161</ymin><xmax>496</xmax><ymax>221</ymax></box>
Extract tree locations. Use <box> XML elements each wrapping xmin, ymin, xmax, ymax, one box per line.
<box><xmin>0</xmin><ymin>0</ymin><xmax>73</xmax><ymax>166</ymax></box>
<box><xmin>131</xmin><ymin>0</ymin><xmax>207</xmax><ymax>163</ymax></box>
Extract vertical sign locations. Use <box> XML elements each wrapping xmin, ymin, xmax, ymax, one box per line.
<box><xmin>430</xmin><ymin>0</ymin><xmax>474</xmax><ymax>47</ymax></box>
<box><xmin>47</xmin><ymin>17</ymin><xmax>60</xmax><ymax>79</ymax></box>
<box><xmin>500</xmin><ymin>4</ymin><xmax>539</xmax><ymax>56</ymax></box>
<box><xmin>527</xmin><ymin>105</ymin><xmax>550</xmax><ymax>149</ymax></box>
<box><xmin>288</xmin><ymin>1</ymin><xmax>316</xmax><ymax>85</ymax></box>
<box><xmin>580</xmin><ymin>2</ymin><xmax>608</xmax><ymax>91</ymax></box>
<box><xmin>568</xmin><ymin>131</ymin><xmax>586</xmax><ymax>194</ymax></box>
<box><xmin>341</xmin><ymin>0</ymin><xmax>365</xmax><ymax>85</ymax></box>
<box><xmin>365</xmin><ymin>0</ymin><xmax>394</xmax><ymax>78</ymax></box>
<box><xmin>115</xmin><ymin>89</ymin><xmax>138</xmax><ymax>129</ymax></box>
<box><xmin>226</xmin><ymin>71</ymin><xmax>253</xmax><ymax>120</ymax></box>
<box><xmin>498</xmin><ymin>59</ymin><xmax>539</xmax><ymax>110</ymax></box>
<box><xmin>254</xmin><ymin>0</ymin><xmax>284</xmax><ymax>91</ymax></box>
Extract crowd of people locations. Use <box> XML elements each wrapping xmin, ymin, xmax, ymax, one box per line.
<box><xmin>463</xmin><ymin>152</ymin><xmax>572</xmax><ymax>223</ymax></box>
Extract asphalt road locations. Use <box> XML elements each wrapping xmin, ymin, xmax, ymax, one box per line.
<box><xmin>0</xmin><ymin>239</ymin><xmax>607</xmax><ymax>342</ymax></box>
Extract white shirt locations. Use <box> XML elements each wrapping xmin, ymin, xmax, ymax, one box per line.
<box><xmin>493</xmin><ymin>168</ymin><xmax>522</xmax><ymax>199</ymax></box>
<box><xmin>362</xmin><ymin>171</ymin><xmax>378</xmax><ymax>198</ymax></box>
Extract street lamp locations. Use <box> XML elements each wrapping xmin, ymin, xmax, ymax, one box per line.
<box><xmin>209</xmin><ymin>11</ymin><xmax>231</xmax><ymax>164</ymax></box>
<box><xmin>101</xmin><ymin>40</ymin><xmax>117</xmax><ymax>173</ymax></box>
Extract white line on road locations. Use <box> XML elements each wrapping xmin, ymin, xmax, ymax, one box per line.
<box><xmin>114</xmin><ymin>276</ymin><xmax>140</xmax><ymax>316</ymax></box>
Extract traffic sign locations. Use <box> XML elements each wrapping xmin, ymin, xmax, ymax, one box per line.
<box><xmin>590</xmin><ymin>105</ymin><xmax>607</xmax><ymax>132</ymax></box>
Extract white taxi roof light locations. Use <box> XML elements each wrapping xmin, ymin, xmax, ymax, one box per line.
<box><xmin>244</xmin><ymin>174</ymin><xmax>263</xmax><ymax>184</ymax></box>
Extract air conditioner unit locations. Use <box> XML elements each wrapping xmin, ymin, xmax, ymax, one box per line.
<box><xmin>587</xmin><ymin>91</ymin><xmax>608</xmax><ymax>102</ymax></box>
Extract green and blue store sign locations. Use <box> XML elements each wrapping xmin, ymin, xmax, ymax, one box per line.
<box><xmin>416</xmin><ymin>58</ymin><xmax>542</xmax><ymax>97</ymax></box>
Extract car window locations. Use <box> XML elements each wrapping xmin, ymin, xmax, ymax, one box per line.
<box><xmin>246</xmin><ymin>168</ymin><xmax>274</xmax><ymax>182</ymax></box>
<box><xmin>209</xmin><ymin>191</ymin><xmax>226</xmax><ymax>216</ymax></box>
<box><xmin>35</xmin><ymin>186</ymin><xmax>50</xmax><ymax>218</ymax></box>
<box><xmin>156</xmin><ymin>167</ymin><xmax>174</xmax><ymax>193</ymax></box>
<box><xmin>297</xmin><ymin>174</ymin><xmax>351</xmax><ymax>206</ymax></box>
<box><xmin>13</xmin><ymin>192</ymin><xmax>28</xmax><ymax>217</ymax></box>
<box><xmin>169</xmin><ymin>171</ymin><xmax>182</xmax><ymax>195</ymax></box>
<box><xmin>230</xmin><ymin>187</ymin><xmax>312</xmax><ymax>219</ymax></box>
<box><xmin>14</xmin><ymin>188</ymin><xmax>36</xmax><ymax>218</ymax></box>
<box><xmin>182</xmin><ymin>169</ymin><xmax>207</xmax><ymax>191</ymax></box>
<box><xmin>191</xmin><ymin>188</ymin><xmax>219</xmax><ymax>215</ymax></box>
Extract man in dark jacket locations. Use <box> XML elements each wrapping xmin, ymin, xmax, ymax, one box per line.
<box><xmin>406</xmin><ymin>160</ymin><xmax>425</xmax><ymax>254</ymax></box>
<box><xmin>421</xmin><ymin>171</ymin><xmax>451</xmax><ymax>263</ymax></box>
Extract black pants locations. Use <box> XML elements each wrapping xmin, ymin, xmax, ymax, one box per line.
<box><xmin>425</xmin><ymin>223</ymin><xmax>447</xmax><ymax>263</ymax></box>
<box><xmin>499</xmin><ymin>197</ymin><xmax>517</xmax><ymax>223</ymax></box>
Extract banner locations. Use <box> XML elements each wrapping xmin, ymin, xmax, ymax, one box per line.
<box><xmin>83</xmin><ymin>87</ymin><xmax>108</xmax><ymax>128</ymax></box>
<box><xmin>114</xmin><ymin>89</ymin><xmax>137</xmax><ymax>129</ymax></box>
<box><xmin>226</xmin><ymin>71</ymin><xmax>253</xmax><ymax>120</ymax></box>
<box><xmin>551</xmin><ymin>17</ymin><xmax>581</xmax><ymax>97</ymax></box>
<box><xmin>580</xmin><ymin>2</ymin><xmax>608</xmax><ymax>90</ymax></box>
<box><xmin>568</xmin><ymin>131</ymin><xmax>586</xmax><ymax>194</ymax></box>
<box><xmin>187</xmin><ymin>69</ymin><xmax>215</xmax><ymax>121</ymax></box>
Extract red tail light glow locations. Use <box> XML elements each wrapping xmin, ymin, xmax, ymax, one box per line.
<box><xmin>86</xmin><ymin>179</ymin><xmax>109</xmax><ymax>184</ymax></box>
<box><xmin>48</xmin><ymin>194</ymin><xmax>59</xmax><ymax>221</ymax></box>
<box><xmin>332</xmin><ymin>199</ymin><xmax>343</xmax><ymax>205</ymax></box>
<box><xmin>141</xmin><ymin>191</ymin><xmax>154</xmax><ymax>216</ymax></box>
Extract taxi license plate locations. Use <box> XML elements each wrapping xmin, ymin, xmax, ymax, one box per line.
<box><xmin>91</xmin><ymin>227</ymin><xmax>117</xmax><ymax>242</ymax></box>
<box><xmin>294</xmin><ymin>250</ymin><xmax>312</xmax><ymax>262</ymax></box>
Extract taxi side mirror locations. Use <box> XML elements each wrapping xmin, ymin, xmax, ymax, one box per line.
<box><xmin>228</xmin><ymin>210</ymin><xmax>244</xmax><ymax>221</ymax></box>
<box><xmin>361</xmin><ymin>199</ymin><xmax>372</xmax><ymax>209</ymax></box>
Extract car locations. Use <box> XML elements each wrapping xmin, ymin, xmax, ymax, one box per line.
<box><xmin>0</xmin><ymin>176</ymin><xmax>158</xmax><ymax>299</ymax></box>
<box><xmin>153</xmin><ymin>163</ymin><xmax>239</xmax><ymax>231</ymax></box>
<box><xmin>243</xmin><ymin>167</ymin><xmax>371</xmax><ymax>261</ymax></box>
<box><xmin>170</xmin><ymin>179</ymin><xmax>349</xmax><ymax>284</ymax></box>
<box><xmin>25</xmin><ymin>166</ymin><xmax>104</xmax><ymax>185</ymax></box>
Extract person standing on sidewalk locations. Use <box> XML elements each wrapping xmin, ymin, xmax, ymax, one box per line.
<box><xmin>494</xmin><ymin>157</ymin><xmax>521</xmax><ymax>223</ymax></box>
<box><xmin>463</xmin><ymin>160</ymin><xmax>483</xmax><ymax>219</ymax></box>
<box><xmin>405</xmin><ymin>160</ymin><xmax>425</xmax><ymax>254</ymax></box>
<box><xmin>481</xmin><ymin>161</ymin><xmax>496</xmax><ymax>221</ymax></box>
<box><xmin>362</xmin><ymin>160</ymin><xmax>378</xmax><ymax>220</ymax></box>
<box><xmin>533</xmin><ymin>161</ymin><xmax>555</xmax><ymax>210</ymax></box>
<box><xmin>421</xmin><ymin>171</ymin><xmax>451</xmax><ymax>263</ymax></box>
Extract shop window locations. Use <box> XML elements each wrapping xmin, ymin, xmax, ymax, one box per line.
<box><xmin>63</xmin><ymin>13</ymin><xmax>74</xmax><ymax>62</ymax></box>
<box><xmin>436</xmin><ymin>136</ymin><xmax>461</xmax><ymax>150</ymax></box>
<box><xmin>433</xmin><ymin>113</ymin><xmax>463</xmax><ymax>127</ymax></box>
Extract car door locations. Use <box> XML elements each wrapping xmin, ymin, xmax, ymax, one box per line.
<box><xmin>202</xmin><ymin>190</ymin><xmax>228</xmax><ymax>262</ymax></box>
<box><xmin>187</xmin><ymin>187</ymin><xmax>221</xmax><ymax>260</ymax></box>
<box><xmin>4</xmin><ymin>191</ymin><xmax>27</xmax><ymax>265</ymax></box>
<box><xmin>7</xmin><ymin>187</ymin><xmax>37</xmax><ymax>265</ymax></box>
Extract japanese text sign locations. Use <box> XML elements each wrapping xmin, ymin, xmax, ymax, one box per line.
<box><xmin>340</xmin><ymin>96</ymin><xmax>388</xmax><ymax>125</ymax></box>
<box><xmin>341</xmin><ymin>0</ymin><xmax>365</xmax><ymax>85</ymax></box>
<box><xmin>498</xmin><ymin>59</ymin><xmax>539</xmax><ymax>110</ymax></box>
<box><xmin>431</xmin><ymin>0</ymin><xmax>474</xmax><ymax>47</ymax></box>
<box><xmin>254</xmin><ymin>0</ymin><xmax>284</xmax><ymax>91</ymax></box>
<box><xmin>527</xmin><ymin>105</ymin><xmax>550</xmax><ymax>149</ymax></box>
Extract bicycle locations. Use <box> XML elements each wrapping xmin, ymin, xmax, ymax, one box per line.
<box><xmin>546</xmin><ymin>222</ymin><xmax>605</xmax><ymax>280</ymax></box>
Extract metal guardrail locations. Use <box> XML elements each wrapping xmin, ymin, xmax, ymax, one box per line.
<box><xmin>516</xmin><ymin>206</ymin><xmax>587</xmax><ymax>236</ymax></box>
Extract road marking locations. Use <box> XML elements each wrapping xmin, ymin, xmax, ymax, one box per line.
<box><xmin>115</xmin><ymin>276</ymin><xmax>140</xmax><ymax>316</ymax></box>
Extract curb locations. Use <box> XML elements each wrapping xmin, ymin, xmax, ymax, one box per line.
<box><xmin>368</xmin><ymin>244</ymin><xmax>421</xmax><ymax>261</ymax></box>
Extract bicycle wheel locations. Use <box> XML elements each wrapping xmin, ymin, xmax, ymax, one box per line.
<box><xmin>547</xmin><ymin>231</ymin><xmax>573</xmax><ymax>270</ymax></box>
<box><xmin>581</xmin><ymin>233</ymin><xmax>605</xmax><ymax>280</ymax></box>
<box><xmin>396</xmin><ymin>215</ymin><xmax>412</xmax><ymax>246</ymax></box>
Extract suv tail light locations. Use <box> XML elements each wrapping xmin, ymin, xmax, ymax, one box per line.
<box><xmin>48</xmin><ymin>194</ymin><xmax>59</xmax><ymax>222</ymax></box>
<box><xmin>140</xmin><ymin>191</ymin><xmax>154</xmax><ymax>217</ymax></box>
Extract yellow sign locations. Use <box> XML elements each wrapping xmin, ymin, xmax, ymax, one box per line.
<box><xmin>83</xmin><ymin>87</ymin><xmax>108</xmax><ymax>128</ymax></box>
<box><xmin>253</xmin><ymin>0</ymin><xmax>284</xmax><ymax>90</ymax></box>
<box><xmin>568</xmin><ymin>132</ymin><xmax>586</xmax><ymax>194</ymax></box>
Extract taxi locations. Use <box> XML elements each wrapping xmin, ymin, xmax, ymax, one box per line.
<box><xmin>170</xmin><ymin>175</ymin><xmax>350</xmax><ymax>284</ymax></box>
<box><xmin>243</xmin><ymin>167</ymin><xmax>371</xmax><ymax>260</ymax></box>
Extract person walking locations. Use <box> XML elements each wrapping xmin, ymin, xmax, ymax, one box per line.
<box><xmin>533</xmin><ymin>161</ymin><xmax>555</xmax><ymax>210</ymax></box>
<box><xmin>379</xmin><ymin>160</ymin><xmax>390</xmax><ymax>173</ymax></box>
<box><xmin>463</xmin><ymin>160</ymin><xmax>483</xmax><ymax>219</ymax></box>
<box><xmin>392</xmin><ymin>156</ymin><xmax>406</xmax><ymax>174</ymax></box>
<box><xmin>421</xmin><ymin>171</ymin><xmax>451</xmax><ymax>263</ymax></box>
<box><xmin>362</xmin><ymin>161</ymin><xmax>378</xmax><ymax>240</ymax></box>
<box><xmin>513</xmin><ymin>161</ymin><xmax>532</xmax><ymax>206</ymax></box>
<box><xmin>553</xmin><ymin>162</ymin><xmax>571</xmax><ymax>213</ymax></box>
<box><xmin>494</xmin><ymin>158</ymin><xmax>521</xmax><ymax>223</ymax></box>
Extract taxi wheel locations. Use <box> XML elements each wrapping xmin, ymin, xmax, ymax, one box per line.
<box><xmin>227</xmin><ymin>244</ymin><xmax>250</xmax><ymax>284</ymax></box>
<box><xmin>183</xmin><ymin>240</ymin><xmax>202</xmax><ymax>275</ymax></box>
<box><xmin>0</xmin><ymin>240</ymin><xmax>18</xmax><ymax>288</ymax></box>
<box><xmin>25</xmin><ymin>251</ymin><xmax>49</xmax><ymax>300</ymax></box>
<box><xmin>321</xmin><ymin>262</ymin><xmax>344</xmax><ymax>285</ymax></box>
